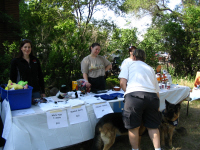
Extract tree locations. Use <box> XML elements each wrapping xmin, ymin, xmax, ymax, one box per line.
<box><xmin>107</xmin><ymin>28</ymin><xmax>138</xmax><ymax>61</ymax></box>
<box><xmin>122</xmin><ymin>0</ymin><xmax>199</xmax><ymax>17</ymax></box>
<box><xmin>18</xmin><ymin>0</ymin><xmax>122</xmax><ymax>89</ymax></box>
<box><xmin>140</xmin><ymin>5</ymin><xmax>200</xmax><ymax>76</ymax></box>
<box><xmin>121</xmin><ymin>0</ymin><xmax>200</xmax><ymax>76</ymax></box>
<box><xmin>122</xmin><ymin>0</ymin><xmax>174</xmax><ymax>18</ymax></box>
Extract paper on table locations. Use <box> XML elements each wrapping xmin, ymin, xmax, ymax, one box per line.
<box><xmin>67</xmin><ymin>105</ymin><xmax>88</xmax><ymax>124</ymax></box>
<box><xmin>12</xmin><ymin>108</ymin><xmax>35</xmax><ymax>117</ymax></box>
<box><xmin>38</xmin><ymin>99</ymin><xmax>84</xmax><ymax>111</ymax></box>
<box><xmin>38</xmin><ymin>102</ymin><xmax>70</xmax><ymax>112</ymax></box>
<box><xmin>67</xmin><ymin>99</ymin><xmax>85</xmax><ymax>107</ymax></box>
<box><xmin>49</xmin><ymin>96</ymin><xmax>67</xmax><ymax>102</ymax></box>
<box><xmin>92</xmin><ymin>102</ymin><xmax>114</xmax><ymax>119</ymax></box>
<box><xmin>46</xmin><ymin>109</ymin><xmax>68</xmax><ymax>129</ymax></box>
<box><xmin>81</xmin><ymin>96</ymin><xmax>106</xmax><ymax>104</ymax></box>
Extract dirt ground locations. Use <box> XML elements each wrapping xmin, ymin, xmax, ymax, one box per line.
<box><xmin>55</xmin><ymin>100</ymin><xmax>200</xmax><ymax>150</ymax></box>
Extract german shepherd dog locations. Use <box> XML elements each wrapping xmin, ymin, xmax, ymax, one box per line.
<box><xmin>160</xmin><ymin>100</ymin><xmax>181</xmax><ymax>147</ymax></box>
<box><xmin>91</xmin><ymin>100</ymin><xmax>182</xmax><ymax>149</ymax></box>
<box><xmin>91</xmin><ymin>112</ymin><xmax>146</xmax><ymax>150</ymax></box>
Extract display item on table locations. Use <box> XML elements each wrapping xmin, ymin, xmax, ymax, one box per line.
<box><xmin>156</xmin><ymin>69</ymin><xmax>172</xmax><ymax>90</ymax></box>
<box><xmin>76</xmin><ymin>79</ymin><xmax>90</xmax><ymax>94</ymax></box>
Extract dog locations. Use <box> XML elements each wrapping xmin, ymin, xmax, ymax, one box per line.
<box><xmin>91</xmin><ymin>112</ymin><xmax>146</xmax><ymax>150</ymax></box>
<box><xmin>160</xmin><ymin>99</ymin><xmax>181</xmax><ymax>147</ymax></box>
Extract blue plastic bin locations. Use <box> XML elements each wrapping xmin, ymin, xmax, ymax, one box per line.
<box><xmin>0</xmin><ymin>85</ymin><xmax>33</xmax><ymax>110</ymax></box>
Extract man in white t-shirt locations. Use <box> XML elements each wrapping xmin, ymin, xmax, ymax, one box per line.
<box><xmin>118</xmin><ymin>49</ymin><xmax>162</xmax><ymax>150</ymax></box>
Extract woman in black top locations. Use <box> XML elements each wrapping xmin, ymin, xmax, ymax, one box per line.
<box><xmin>10</xmin><ymin>39</ymin><xmax>46</xmax><ymax>99</ymax></box>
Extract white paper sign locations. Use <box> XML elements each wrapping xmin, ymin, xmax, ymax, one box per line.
<box><xmin>67</xmin><ymin>105</ymin><xmax>88</xmax><ymax>125</ymax></box>
<box><xmin>46</xmin><ymin>110</ymin><xmax>68</xmax><ymax>129</ymax></box>
<box><xmin>92</xmin><ymin>102</ymin><xmax>114</xmax><ymax>119</ymax></box>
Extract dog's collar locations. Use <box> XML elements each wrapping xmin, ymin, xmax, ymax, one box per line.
<box><xmin>162</xmin><ymin>110</ymin><xmax>178</xmax><ymax>126</ymax></box>
<box><xmin>168</xmin><ymin>119</ymin><xmax>178</xmax><ymax>126</ymax></box>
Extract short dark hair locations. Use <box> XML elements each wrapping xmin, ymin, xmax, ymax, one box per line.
<box><xmin>17</xmin><ymin>39</ymin><xmax>34</xmax><ymax>58</ymax></box>
<box><xmin>129</xmin><ymin>46</ymin><xmax>136</xmax><ymax>53</ymax></box>
<box><xmin>89</xmin><ymin>43</ymin><xmax>100</xmax><ymax>52</ymax></box>
<box><xmin>133</xmin><ymin>49</ymin><xmax>146</xmax><ymax>62</ymax></box>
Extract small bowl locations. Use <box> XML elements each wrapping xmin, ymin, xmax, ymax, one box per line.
<box><xmin>113</xmin><ymin>87</ymin><xmax>121</xmax><ymax>91</ymax></box>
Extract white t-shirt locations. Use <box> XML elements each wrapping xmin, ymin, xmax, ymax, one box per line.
<box><xmin>118</xmin><ymin>60</ymin><xmax>160</xmax><ymax>95</ymax></box>
<box><xmin>120</xmin><ymin>58</ymin><xmax>133</xmax><ymax>70</ymax></box>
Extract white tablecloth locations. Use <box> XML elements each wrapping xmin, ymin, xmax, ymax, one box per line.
<box><xmin>1</xmin><ymin>85</ymin><xmax>190</xmax><ymax>150</ymax></box>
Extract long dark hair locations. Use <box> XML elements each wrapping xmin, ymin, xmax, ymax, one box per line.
<box><xmin>89</xmin><ymin>43</ymin><xmax>100</xmax><ymax>53</ymax></box>
<box><xmin>17</xmin><ymin>39</ymin><xmax>34</xmax><ymax>58</ymax></box>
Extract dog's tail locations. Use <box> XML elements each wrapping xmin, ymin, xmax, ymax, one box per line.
<box><xmin>91</xmin><ymin>124</ymin><xmax>102</xmax><ymax>150</ymax></box>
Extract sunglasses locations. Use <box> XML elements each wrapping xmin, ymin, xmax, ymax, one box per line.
<box><xmin>22</xmin><ymin>39</ymin><xmax>32</xmax><ymax>42</ymax></box>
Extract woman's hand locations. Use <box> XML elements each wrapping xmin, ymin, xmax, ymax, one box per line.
<box><xmin>85</xmin><ymin>82</ymin><xmax>91</xmax><ymax>88</ymax></box>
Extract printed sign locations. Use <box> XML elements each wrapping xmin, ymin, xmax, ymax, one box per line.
<box><xmin>92</xmin><ymin>102</ymin><xmax>113</xmax><ymax>119</ymax></box>
<box><xmin>46</xmin><ymin>109</ymin><xmax>68</xmax><ymax>129</ymax></box>
<box><xmin>67</xmin><ymin>105</ymin><xmax>88</xmax><ymax>124</ymax></box>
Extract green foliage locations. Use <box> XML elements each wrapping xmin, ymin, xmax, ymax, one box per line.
<box><xmin>3</xmin><ymin>0</ymin><xmax>199</xmax><ymax>91</ymax></box>
<box><xmin>140</xmin><ymin>4</ymin><xmax>200</xmax><ymax>77</ymax></box>
<box><xmin>107</xmin><ymin>28</ymin><xmax>138</xmax><ymax>62</ymax></box>
<box><xmin>167</xmin><ymin>66</ymin><xmax>175</xmax><ymax>76</ymax></box>
<box><xmin>106</xmin><ymin>76</ymin><xmax>120</xmax><ymax>89</ymax></box>
<box><xmin>0</xmin><ymin>12</ymin><xmax>21</xmax><ymax>39</ymax></box>
<box><xmin>16</xmin><ymin>0</ymin><xmax>121</xmax><ymax>89</ymax></box>
<box><xmin>0</xmin><ymin>41</ymin><xmax>19</xmax><ymax>84</ymax></box>
<box><xmin>172</xmin><ymin>75</ymin><xmax>195</xmax><ymax>89</ymax></box>
<box><xmin>138</xmin><ymin>28</ymin><xmax>162</xmax><ymax>68</ymax></box>
<box><xmin>122</xmin><ymin>0</ymin><xmax>171</xmax><ymax>18</ymax></box>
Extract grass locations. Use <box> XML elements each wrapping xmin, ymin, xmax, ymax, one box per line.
<box><xmin>172</xmin><ymin>76</ymin><xmax>195</xmax><ymax>89</ymax></box>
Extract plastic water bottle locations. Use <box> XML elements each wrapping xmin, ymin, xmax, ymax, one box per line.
<box><xmin>167</xmin><ymin>74</ymin><xmax>172</xmax><ymax>84</ymax></box>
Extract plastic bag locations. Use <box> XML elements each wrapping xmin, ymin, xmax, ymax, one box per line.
<box><xmin>77</xmin><ymin>79</ymin><xmax>87</xmax><ymax>94</ymax></box>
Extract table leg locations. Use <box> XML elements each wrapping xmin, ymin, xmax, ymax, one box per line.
<box><xmin>187</xmin><ymin>100</ymin><xmax>189</xmax><ymax>116</ymax></box>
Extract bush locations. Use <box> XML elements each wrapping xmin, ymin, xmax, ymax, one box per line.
<box><xmin>0</xmin><ymin>41</ymin><xmax>19</xmax><ymax>84</ymax></box>
<box><xmin>106</xmin><ymin>76</ymin><xmax>120</xmax><ymax>89</ymax></box>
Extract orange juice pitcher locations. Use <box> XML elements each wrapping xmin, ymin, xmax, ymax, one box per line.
<box><xmin>72</xmin><ymin>81</ymin><xmax>78</xmax><ymax>91</ymax></box>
